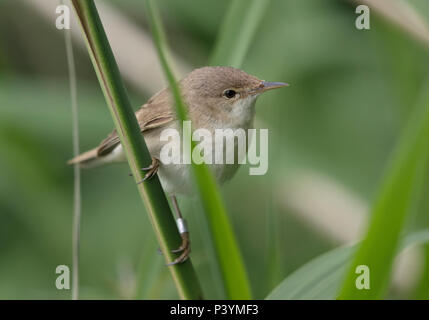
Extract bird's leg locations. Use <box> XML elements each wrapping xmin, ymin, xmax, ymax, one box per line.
<box><xmin>136</xmin><ymin>157</ymin><xmax>160</xmax><ymax>184</ymax></box>
<box><xmin>167</xmin><ymin>195</ymin><xmax>191</xmax><ymax>266</ymax></box>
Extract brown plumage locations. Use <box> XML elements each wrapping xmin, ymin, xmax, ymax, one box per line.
<box><xmin>67</xmin><ymin>66</ymin><xmax>287</xmax><ymax>193</ymax></box>
<box><xmin>67</xmin><ymin>66</ymin><xmax>288</xmax><ymax>265</ymax></box>
<box><xmin>68</xmin><ymin>66</ymin><xmax>262</xmax><ymax>167</ymax></box>
<box><xmin>67</xmin><ymin>85</ymin><xmax>175</xmax><ymax>167</ymax></box>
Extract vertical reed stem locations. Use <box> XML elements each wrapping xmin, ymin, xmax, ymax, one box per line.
<box><xmin>70</xmin><ymin>0</ymin><xmax>203</xmax><ymax>299</ymax></box>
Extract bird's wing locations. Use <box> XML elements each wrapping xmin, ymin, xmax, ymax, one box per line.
<box><xmin>97</xmin><ymin>90</ymin><xmax>175</xmax><ymax>156</ymax></box>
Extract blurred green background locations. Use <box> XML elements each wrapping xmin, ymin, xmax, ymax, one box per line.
<box><xmin>1</xmin><ymin>0</ymin><xmax>429</xmax><ymax>299</ymax></box>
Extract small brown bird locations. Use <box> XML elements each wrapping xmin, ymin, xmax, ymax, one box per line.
<box><xmin>68</xmin><ymin>66</ymin><xmax>288</xmax><ymax>264</ymax></box>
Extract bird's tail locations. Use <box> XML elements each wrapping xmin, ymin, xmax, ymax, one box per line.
<box><xmin>67</xmin><ymin>148</ymin><xmax>102</xmax><ymax>168</ymax></box>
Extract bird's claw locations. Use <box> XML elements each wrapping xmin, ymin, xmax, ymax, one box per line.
<box><xmin>166</xmin><ymin>232</ymin><xmax>191</xmax><ymax>266</ymax></box>
<box><xmin>136</xmin><ymin>157</ymin><xmax>159</xmax><ymax>184</ymax></box>
<box><xmin>156</xmin><ymin>205</ymin><xmax>191</xmax><ymax>265</ymax></box>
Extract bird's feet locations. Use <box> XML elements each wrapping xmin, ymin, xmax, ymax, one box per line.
<box><xmin>136</xmin><ymin>157</ymin><xmax>159</xmax><ymax>184</ymax></box>
<box><xmin>149</xmin><ymin>194</ymin><xmax>191</xmax><ymax>265</ymax></box>
<box><xmin>160</xmin><ymin>218</ymin><xmax>191</xmax><ymax>265</ymax></box>
<box><xmin>167</xmin><ymin>231</ymin><xmax>191</xmax><ymax>266</ymax></box>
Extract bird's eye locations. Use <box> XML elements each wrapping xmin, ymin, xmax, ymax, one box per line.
<box><xmin>223</xmin><ymin>89</ymin><xmax>237</xmax><ymax>99</ymax></box>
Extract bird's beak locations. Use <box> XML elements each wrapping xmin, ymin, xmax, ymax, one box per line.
<box><xmin>261</xmin><ymin>81</ymin><xmax>289</xmax><ymax>92</ymax></box>
<box><xmin>250</xmin><ymin>81</ymin><xmax>289</xmax><ymax>95</ymax></box>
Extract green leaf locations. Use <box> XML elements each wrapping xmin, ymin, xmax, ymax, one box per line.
<box><xmin>266</xmin><ymin>230</ymin><xmax>429</xmax><ymax>300</ymax></box>
<box><xmin>209</xmin><ymin>0</ymin><xmax>271</xmax><ymax>68</ymax></box>
<box><xmin>338</xmin><ymin>80</ymin><xmax>429</xmax><ymax>299</ymax></box>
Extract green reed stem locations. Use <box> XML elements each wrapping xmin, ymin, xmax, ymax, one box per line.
<box><xmin>144</xmin><ymin>0</ymin><xmax>252</xmax><ymax>299</ymax></box>
<box><xmin>70</xmin><ymin>0</ymin><xmax>202</xmax><ymax>300</ymax></box>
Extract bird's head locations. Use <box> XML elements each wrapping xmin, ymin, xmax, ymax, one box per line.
<box><xmin>181</xmin><ymin>66</ymin><xmax>288</xmax><ymax>124</ymax></box>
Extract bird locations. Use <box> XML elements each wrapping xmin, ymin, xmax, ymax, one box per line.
<box><xmin>68</xmin><ymin>66</ymin><xmax>288</xmax><ymax>264</ymax></box>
